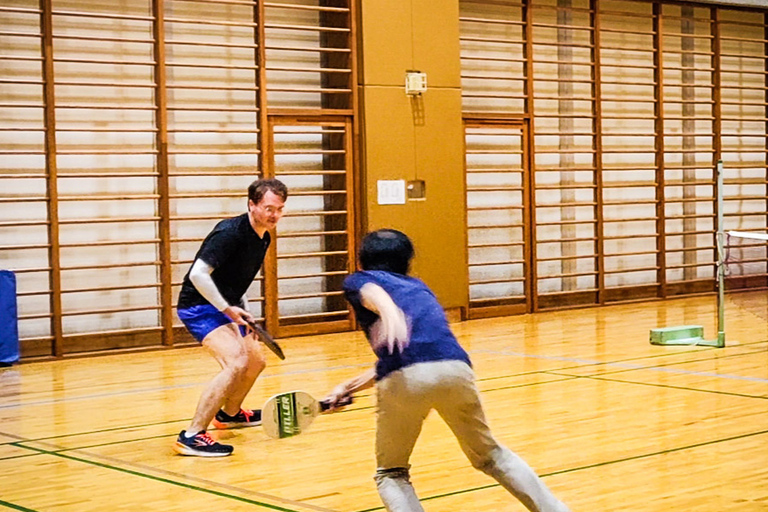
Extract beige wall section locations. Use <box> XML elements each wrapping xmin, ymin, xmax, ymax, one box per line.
<box><xmin>357</xmin><ymin>0</ymin><xmax>467</xmax><ymax>310</ymax></box>
<box><xmin>411</xmin><ymin>0</ymin><xmax>461</xmax><ymax>89</ymax></box>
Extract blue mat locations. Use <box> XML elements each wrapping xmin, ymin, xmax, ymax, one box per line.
<box><xmin>0</xmin><ymin>270</ymin><xmax>19</xmax><ymax>365</ymax></box>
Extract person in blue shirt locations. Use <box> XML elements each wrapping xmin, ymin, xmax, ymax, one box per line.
<box><xmin>324</xmin><ymin>229</ymin><xmax>570</xmax><ymax>512</ymax></box>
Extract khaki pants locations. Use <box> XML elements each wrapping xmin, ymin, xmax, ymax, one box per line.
<box><xmin>375</xmin><ymin>360</ymin><xmax>569</xmax><ymax>512</ymax></box>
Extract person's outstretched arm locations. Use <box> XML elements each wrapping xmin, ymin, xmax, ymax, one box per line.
<box><xmin>324</xmin><ymin>367</ymin><xmax>376</xmax><ymax>410</ymax></box>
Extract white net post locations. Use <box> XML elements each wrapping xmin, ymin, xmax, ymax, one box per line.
<box><xmin>715</xmin><ymin>160</ymin><xmax>725</xmax><ymax>347</ymax></box>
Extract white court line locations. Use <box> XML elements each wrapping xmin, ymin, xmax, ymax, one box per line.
<box><xmin>4</xmin><ymin>348</ymin><xmax>767</xmax><ymax>412</ymax></box>
<box><xmin>0</xmin><ymin>362</ymin><xmax>372</xmax><ymax>411</ymax></box>
<box><xmin>474</xmin><ymin>349</ymin><xmax>768</xmax><ymax>384</ymax></box>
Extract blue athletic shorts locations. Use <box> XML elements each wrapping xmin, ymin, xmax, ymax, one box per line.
<box><xmin>177</xmin><ymin>304</ymin><xmax>247</xmax><ymax>343</ymax></box>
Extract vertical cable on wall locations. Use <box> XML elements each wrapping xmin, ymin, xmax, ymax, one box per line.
<box><xmin>40</xmin><ymin>0</ymin><xmax>63</xmax><ymax>357</ymax></box>
<box><xmin>712</xmin><ymin>7</ymin><xmax>722</xmax><ymax>280</ymax></box>
<box><xmin>590</xmin><ymin>0</ymin><xmax>604</xmax><ymax>304</ymax></box>
<box><xmin>256</xmin><ymin>0</ymin><xmax>268</xmax><ymax>174</ymax></box>
<box><xmin>653</xmin><ymin>2</ymin><xmax>667</xmax><ymax>298</ymax></box>
<box><xmin>557</xmin><ymin>0</ymin><xmax>577</xmax><ymax>295</ymax></box>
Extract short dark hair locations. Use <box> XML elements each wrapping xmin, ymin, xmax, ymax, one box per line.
<box><xmin>248</xmin><ymin>178</ymin><xmax>288</xmax><ymax>204</ymax></box>
<box><xmin>359</xmin><ymin>229</ymin><xmax>414</xmax><ymax>275</ymax></box>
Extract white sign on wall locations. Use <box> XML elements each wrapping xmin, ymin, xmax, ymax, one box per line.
<box><xmin>377</xmin><ymin>180</ymin><xmax>406</xmax><ymax>205</ymax></box>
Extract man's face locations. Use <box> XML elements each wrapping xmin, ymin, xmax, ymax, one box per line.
<box><xmin>249</xmin><ymin>190</ymin><xmax>285</xmax><ymax>230</ymax></box>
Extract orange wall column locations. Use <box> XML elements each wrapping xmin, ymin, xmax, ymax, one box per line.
<box><xmin>357</xmin><ymin>0</ymin><xmax>467</xmax><ymax>314</ymax></box>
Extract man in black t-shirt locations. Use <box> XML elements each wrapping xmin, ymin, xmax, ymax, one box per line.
<box><xmin>174</xmin><ymin>178</ymin><xmax>288</xmax><ymax>457</ymax></box>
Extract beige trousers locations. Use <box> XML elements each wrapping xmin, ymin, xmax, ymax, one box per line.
<box><xmin>374</xmin><ymin>360</ymin><xmax>569</xmax><ymax>512</ymax></box>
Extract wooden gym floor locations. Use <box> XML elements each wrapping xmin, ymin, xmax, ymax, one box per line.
<box><xmin>1</xmin><ymin>292</ymin><xmax>767</xmax><ymax>511</ymax></box>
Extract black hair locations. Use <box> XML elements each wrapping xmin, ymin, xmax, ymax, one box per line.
<box><xmin>359</xmin><ymin>229</ymin><xmax>414</xmax><ymax>275</ymax></box>
<box><xmin>248</xmin><ymin>178</ymin><xmax>288</xmax><ymax>204</ymax></box>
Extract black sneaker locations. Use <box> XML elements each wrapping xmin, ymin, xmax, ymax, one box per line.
<box><xmin>212</xmin><ymin>408</ymin><xmax>262</xmax><ymax>429</ymax></box>
<box><xmin>174</xmin><ymin>430</ymin><xmax>233</xmax><ymax>457</ymax></box>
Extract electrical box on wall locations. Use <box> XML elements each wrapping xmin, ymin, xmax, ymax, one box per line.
<box><xmin>407</xmin><ymin>180</ymin><xmax>425</xmax><ymax>200</ymax></box>
<box><xmin>405</xmin><ymin>71</ymin><xmax>427</xmax><ymax>96</ymax></box>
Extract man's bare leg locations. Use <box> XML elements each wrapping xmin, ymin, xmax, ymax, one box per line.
<box><xmin>186</xmin><ymin>323</ymin><xmax>251</xmax><ymax>434</ymax></box>
<box><xmin>221</xmin><ymin>331</ymin><xmax>266</xmax><ymax>415</ymax></box>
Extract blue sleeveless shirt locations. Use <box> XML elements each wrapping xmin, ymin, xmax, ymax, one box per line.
<box><xmin>343</xmin><ymin>270</ymin><xmax>471</xmax><ymax>380</ymax></box>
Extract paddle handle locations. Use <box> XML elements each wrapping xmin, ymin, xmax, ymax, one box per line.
<box><xmin>319</xmin><ymin>394</ymin><xmax>353</xmax><ymax>412</ymax></box>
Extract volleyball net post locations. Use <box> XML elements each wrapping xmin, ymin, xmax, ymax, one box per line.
<box><xmin>651</xmin><ymin>160</ymin><xmax>727</xmax><ymax>348</ymax></box>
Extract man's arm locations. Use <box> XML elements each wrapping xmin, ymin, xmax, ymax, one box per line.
<box><xmin>359</xmin><ymin>282</ymin><xmax>409</xmax><ymax>354</ymax></box>
<box><xmin>324</xmin><ymin>367</ymin><xmax>376</xmax><ymax>410</ymax></box>
<box><xmin>189</xmin><ymin>259</ymin><xmax>252</xmax><ymax>325</ymax></box>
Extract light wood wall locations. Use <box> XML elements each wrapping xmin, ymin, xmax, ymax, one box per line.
<box><xmin>356</xmin><ymin>0</ymin><xmax>468</xmax><ymax>312</ymax></box>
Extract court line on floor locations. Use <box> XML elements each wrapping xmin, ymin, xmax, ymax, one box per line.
<box><xmin>560</xmin><ymin>373</ymin><xmax>768</xmax><ymax>401</ymax></box>
<box><xmin>0</xmin><ymin>452</ymin><xmax>44</xmax><ymax>462</ymax></box>
<box><xmin>2</xmin><ymin>346</ymin><xmax>762</xmax><ymax>449</ymax></box>
<box><xmin>5</xmin><ymin>367</ymin><xmax>753</xmax><ymax>458</ymax></box>
<box><xmin>0</xmin><ymin>418</ymin><xmax>190</xmax><ymax>446</ymax></box>
<box><xmin>0</xmin><ymin>343</ymin><xmax>731</xmax><ymax>412</ymax></box>
<box><xmin>476</xmin><ymin>347</ymin><xmax>758</xmax><ymax>386</ymax></box>
<box><xmin>474</xmin><ymin>346</ymin><xmax>768</xmax><ymax>384</ymax></box>
<box><xmin>6</xmin><ymin>369</ymin><xmax>761</xmax><ymax>511</ymax></box>
<box><xmin>0</xmin><ymin>364</ymin><xmax>759</xmax><ymax>463</ymax></box>
<box><xmin>12</xmin><ymin>442</ymin><xmax>332</xmax><ymax>512</ymax></box>
<box><xmin>0</xmin><ymin>395</ymin><xmax>369</xmax><ymax>447</ymax></box>
<box><xmin>5</xmin><ymin>339</ymin><xmax>764</xmax><ymax>413</ymax></box>
<box><xmin>0</xmin><ymin>362</ymin><xmax>373</xmax><ymax>411</ymax></box>
<box><xmin>0</xmin><ymin>363</ymin><xmax>717</xmax><ymax>452</ymax></box>
<box><xmin>71</xmin><ymin>449</ymin><xmax>340</xmax><ymax>512</ymax></box>
<box><xmin>354</xmin><ymin>426</ymin><xmax>768</xmax><ymax>511</ymax></box>
<box><xmin>0</xmin><ymin>375</ymin><xmax>571</xmax><ymax>451</ymax></box>
<box><xmin>0</xmin><ymin>349</ymin><xmax>616</xmax><ymax>413</ymax></box>
<box><xmin>5</xmin><ymin>406</ymin><xmax>366</xmax><ymax>453</ymax></box>
<box><xmin>0</xmin><ymin>499</ymin><xmax>38</xmax><ymax>512</ymax></box>
<box><xmin>550</xmin><ymin>347</ymin><xmax>768</xmax><ymax>382</ymax></box>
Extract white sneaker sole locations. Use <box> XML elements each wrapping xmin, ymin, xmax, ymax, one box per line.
<box><xmin>174</xmin><ymin>441</ymin><xmax>232</xmax><ymax>457</ymax></box>
<box><xmin>212</xmin><ymin>420</ymin><xmax>262</xmax><ymax>429</ymax></box>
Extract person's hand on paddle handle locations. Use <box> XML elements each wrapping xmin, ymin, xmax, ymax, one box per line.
<box><xmin>223</xmin><ymin>305</ymin><xmax>254</xmax><ymax>328</ymax></box>
<box><xmin>322</xmin><ymin>385</ymin><xmax>353</xmax><ymax>412</ymax></box>
<box><xmin>323</xmin><ymin>368</ymin><xmax>376</xmax><ymax>412</ymax></box>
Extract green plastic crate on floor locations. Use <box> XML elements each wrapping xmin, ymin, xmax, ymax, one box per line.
<box><xmin>649</xmin><ymin>325</ymin><xmax>704</xmax><ymax>346</ymax></box>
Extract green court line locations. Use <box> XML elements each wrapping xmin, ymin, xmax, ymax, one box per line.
<box><xmin>2</xmin><ymin>359</ymin><xmax>760</xmax><ymax>458</ymax></box>
<box><xmin>3</xmin><ymin>378</ymin><xmax>574</xmax><ymax>455</ymax></box>
<box><xmin>568</xmin><ymin>373</ymin><xmax>768</xmax><ymax>401</ymax></box>
<box><xmin>4</xmin><ymin>345</ymin><xmax>765</xmax><ymax>473</ymax></box>
<box><xmin>474</xmin><ymin>338</ymin><xmax>768</xmax><ymax>384</ymax></box>
<box><xmin>4</xmin><ymin>342</ymin><xmax>767</xmax><ymax>512</ymax></box>
<box><xmin>0</xmin><ymin>376</ymin><xmax>581</xmax><ymax>453</ymax></box>
<box><xmin>13</xmin><ymin>443</ymin><xmax>301</xmax><ymax>512</ymax></box>
<box><xmin>560</xmin><ymin>346</ymin><xmax>768</xmax><ymax>381</ymax></box>
<box><xmin>3</xmin><ymin>340</ymin><xmax>763</xmax><ymax>448</ymax></box>
<box><xmin>0</xmin><ymin>452</ymin><xmax>44</xmax><ymax>462</ymax></box>
<box><xmin>0</xmin><ymin>499</ymin><xmax>39</xmax><ymax>512</ymax></box>
<box><xmin>480</xmin><ymin>375</ymin><xmax>579</xmax><ymax>394</ymax></box>
<box><xmin>4</xmin><ymin>404</ymin><xmax>373</xmax><ymax>454</ymax></box>
<box><xmin>16</xmin><ymin>432</ymin><xmax>187</xmax><ymax>453</ymax></box>
<box><xmin>354</xmin><ymin>427</ymin><xmax>768</xmax><ymax>512</ymax></box>
<box><xmin>0</xmin><ymin>417</ymin><xmax>191</xmax><ymax>447</ymax></box>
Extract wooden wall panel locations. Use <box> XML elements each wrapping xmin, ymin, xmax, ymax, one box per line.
<box><xmin>461</xmin><ymin>0</ymin><xmax>768</xmax><ymax>314</ymax></box>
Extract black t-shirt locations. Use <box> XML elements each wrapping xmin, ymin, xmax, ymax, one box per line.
<box><xmin>177</xmin><ymin>213</ymin><xmax>271</xmax><ymax>309</ymax></box>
